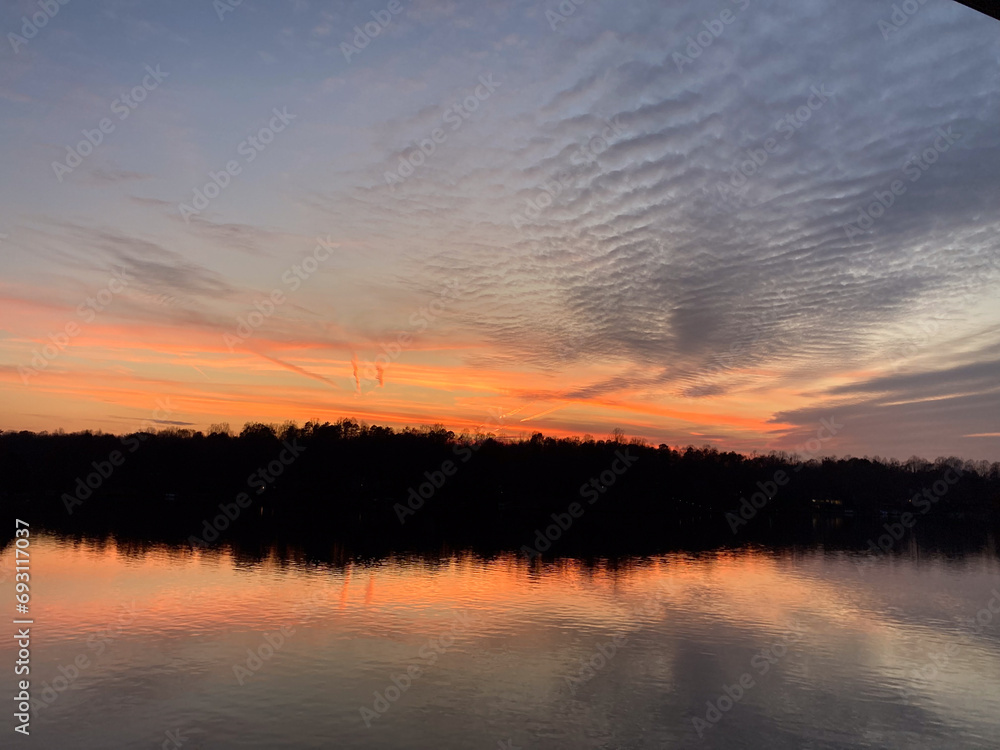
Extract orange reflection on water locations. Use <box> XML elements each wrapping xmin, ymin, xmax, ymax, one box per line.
<box><xmin>4</xmin><ymin>532</ymin><xmax>1000</xmax><ymax>744</ymax></box>
<box><xmin>11</xmin><ymin>535</ymin><xmax>890</xmax><ymax>645</ymax></box>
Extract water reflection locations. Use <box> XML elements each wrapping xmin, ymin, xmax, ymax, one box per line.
<box><xmin>1</xmin><ymin>533</ymin><xmax>998</xmax><ymax>749</ymax></box>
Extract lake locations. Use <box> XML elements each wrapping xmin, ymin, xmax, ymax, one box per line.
<box><xmin>3</xmin><ymin>533</ymin><xmax>1000</xmax><ymax>748</ymax></box>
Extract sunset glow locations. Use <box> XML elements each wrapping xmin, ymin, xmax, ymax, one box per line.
<box><xmin>1</xmin><ymin>0</ymin><xmax>998</xmax><ymax>460</ymax></box>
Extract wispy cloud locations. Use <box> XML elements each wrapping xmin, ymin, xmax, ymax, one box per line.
<box><xmin>0</xmin><ymin>0</ymin><xmax>997</xmax><ymax>459</ymax></box>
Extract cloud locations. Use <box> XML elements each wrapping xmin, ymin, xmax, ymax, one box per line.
<box><xmin>84</xmin><ymin>168</ymin><xmax>152</xmax><ymax>185</ymax></box>
<box><xmin>255</xmin><ymin>352</ymin><xmax>342</xmax><ymax>390</ymax></box>
<box><xmin>2</xmin><ymin>0</ymin><xmax>998</xmax><ymax>457</ymax></box>
<box><xmin>366</xmin><ymin>1</ymin><xmax>1000</xmax><ymax>408</ymax></box>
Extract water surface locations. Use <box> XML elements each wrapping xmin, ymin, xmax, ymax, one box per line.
<box><xmin>3</xmin><ymin>535</ymin><xmax>999</xmax><ymax>748</ymax></box>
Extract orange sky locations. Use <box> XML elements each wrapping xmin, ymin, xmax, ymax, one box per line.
<box><xmin>0</xmin><ymin>292</ymin><xmax>816</xmax><ymax>450</ymax></box>
<box><xmin>2</xmin><ymin>0</ymin><xmax>998</xmax><ymax>462</ymax></box>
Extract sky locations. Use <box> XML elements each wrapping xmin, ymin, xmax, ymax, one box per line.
<box><xmin>0</xmin><ymin>0</ymin><xmax>998</xmax><ymax>461</ymax></box>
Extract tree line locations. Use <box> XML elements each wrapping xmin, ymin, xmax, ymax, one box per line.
<box><xmin>2</xmin><ymin>419</ymin><xmax>997</xmax><ymax>551</ymax></box>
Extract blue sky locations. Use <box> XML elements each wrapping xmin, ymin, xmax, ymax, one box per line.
<box><xmin>1</xmin><ymin>0</ymin><xmax>999</xmax><ymax>461</ymax></box>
